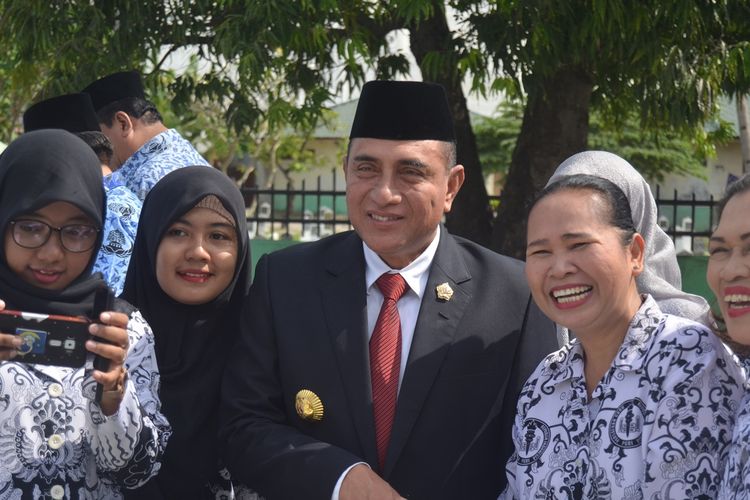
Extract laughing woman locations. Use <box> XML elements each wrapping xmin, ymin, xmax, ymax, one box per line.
<box><xmin>501</xmin><ymin>175</ymin><xmax>744</xmax><ymax>499</ymax></box>
<box><xmin>121</xmin><ymin>166</ymin><xmax>252</xmax><ymax>499</ymax></box>
<box><xmin>708</xmin><ymin>175</ymin><xmax>750</xmax><ymax>499</ymax></box>
<box><xmin>548</xmin><ymin>150</ymin><xmax>711</xmax><ymax>328</ymax></box>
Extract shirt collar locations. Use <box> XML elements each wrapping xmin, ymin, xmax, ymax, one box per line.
<box><xmin>543</xmin><ymin>294</ymin><xmax>665</xmax><ymax>382</ymax></box>
<box><xmin>120</xmin><ymin>129</ymin><xmax>176</xmax><ymax>170</ymax></box>
<box><xmin>363</xmin><ymin>227</ymin><xmax>441</xmax><ymax>299</ymax></box>
<box><xmin>611</xmin><ymin>294</ymin><xmax>665</xmax><ymax>371</ymax></box>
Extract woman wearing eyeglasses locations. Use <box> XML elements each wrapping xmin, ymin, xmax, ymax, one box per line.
<box><xmin>0</xmin><ymin>130</ymin><xmax>169</xmax><ymax>499</ymax></box>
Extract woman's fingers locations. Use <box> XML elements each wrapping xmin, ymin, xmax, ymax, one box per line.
<box><xmin>98</xmin><ymin>311</ymin><xmax>129</xmax><ymax>328</ymax></box>
<box><xmin>88</xmin><ymin>312</ymin><xmax>129</xmax><ymax>349</ymax></box>
<box><xmin>92</xmin><ymin>365</ymin><xmax>124</xmax><ymax>388</ymax></box>
<box><xmin>0</xmin><ymin>333</ymin><xmax>22</xmax><ymax>361</ymax></box>
<box><xmin>0</xmin><ymin>333</ymin><xmax>22</xmax><ymax>349</ymax></box>
<box><xmin>87</xmin><ymin>312</ymin><xmax>129</xmax><ymax>386</ymax></box>
<box><xmin>86</xmin><ymin>338</ymin><xmax>127</xmax><ymax>365</ymax></box>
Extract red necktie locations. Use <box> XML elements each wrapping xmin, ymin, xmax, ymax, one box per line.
<box><xmin>370</xmin><ymin>272</ymin><xmax>408</xmax><ymax>471</ymax></box>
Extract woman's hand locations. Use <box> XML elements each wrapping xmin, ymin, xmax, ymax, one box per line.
<box><xmin>0</xmin><ymin>300</ymin><xmax>23</xmax><ymax>361</ymax></box>
<box><xmin>87</xmin><ymin>311</ymin><xmax>130</xmax><ymax>416</ymax></box>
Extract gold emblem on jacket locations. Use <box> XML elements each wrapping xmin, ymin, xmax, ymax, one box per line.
<box><xmin>435</xmin><ymin>282</ymin><xmax>453</xmax><ymax>301</ymax></box>
<box><xmin>295</xmin><ymin>389</ymin><xmax>324</xmax><ymax>422</ymax></box>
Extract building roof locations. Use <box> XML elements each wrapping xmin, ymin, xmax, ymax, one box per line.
<box><xmin>313</xmin><ymin>99</ymin><xmax>358</xmax><ymax>139</ymax></box>
<box><xmin>709</xmin><ymin>95</ymin><xmax>740</xmax><ymax>137</ymax></box>
<box><xmin>313</xmin><ymin>98</ymin><xmax>489</xmax><ymax>139</ymax></box>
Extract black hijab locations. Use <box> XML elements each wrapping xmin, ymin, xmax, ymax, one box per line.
<box><xmin>121</xmin><ymin>166</ymin><xmax>251</xmax><ymax>497</ymax></box>
<box><xmin>0</xmin><ymin>129</ymin><xmax>105</xmax><ymax>316</ymax></box>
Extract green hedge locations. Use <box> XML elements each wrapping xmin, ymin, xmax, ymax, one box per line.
<box><xmin>677</xmin><ymin>255</ymin><xmax>715</xmax><ymax>306</ymax></box>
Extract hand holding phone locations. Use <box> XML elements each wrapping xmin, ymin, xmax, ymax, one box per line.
<box><xmin>0</xmin><ymin>299</ymin><xmax>91</xmax><ymax>367</ymax></box>
<box><xmin>87</xmin><ymin>286</ymin><xmax>130</xmax><ymax>412</ymax></box>
<box><xmin>87</xmin><ymin>311</ymin><xmax>129</xmax><ymax>413</ymax></box>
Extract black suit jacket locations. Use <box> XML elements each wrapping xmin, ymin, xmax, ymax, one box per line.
<box><xmin>220</xmin><ymin>228</ymin><xmax>556</xmax><ymax>499</ymax></box>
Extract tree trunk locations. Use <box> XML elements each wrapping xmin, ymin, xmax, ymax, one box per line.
<box><xmin>492</xmin><ymin>67</ymin><xmax>593</xmax><ymax>259</ymax></box>
<box><xmin>408</xmin><ymin>2</ymin><xmax>492</xmax><ymax>247</ymax></box>
<box><xmin>737</xmin><ymin>94</ymin><xmax>750</xmax><ymax>174</ymax></box>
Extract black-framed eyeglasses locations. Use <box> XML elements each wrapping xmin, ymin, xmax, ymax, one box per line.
<box><xmin>9</xmin><ymin>219</ymin><xmax>100</xmax><ymax>253</ymax></box>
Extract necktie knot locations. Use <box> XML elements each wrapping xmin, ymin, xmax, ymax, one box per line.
<box><xmin>376</xmin><ymin>273</ymin><xmax>408</xmax><ymax>302</ymax></box>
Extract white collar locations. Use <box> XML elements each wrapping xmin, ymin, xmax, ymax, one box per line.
<box><xmin>362</xmin><ymin>227</ymin><xmax>441</xmax><ymax>299</ymax></box>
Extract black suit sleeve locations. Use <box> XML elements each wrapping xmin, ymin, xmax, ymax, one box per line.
<box><xmin>219</xmin><ymin>254</ymin><xmax>362</xmax><ymax>500</ymax></box>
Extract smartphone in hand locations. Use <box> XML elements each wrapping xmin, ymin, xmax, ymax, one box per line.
<box><xmin>0</xmin><ymin>310</ymin><xmax>89</xmax><ymax>367</ymax></box>
<box><xmin>90</xmin><ymin>284</ymin><xmax>115</xmax><ymax>403</ymax></box>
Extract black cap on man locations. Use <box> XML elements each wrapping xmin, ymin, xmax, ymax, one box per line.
<box><xmin>83</xmin><ymin>70</ymin><xmax>146</xmax><ymax>112</ymax></box>
<box><xmin>23</xmin><ymin>93</ymin><xmax>101</xmax><ymax>134</ymax></box>
<box><xmin>349</xmin><ymin>80</ymin><xmax>455</xmax><ymax>141</ymax></box>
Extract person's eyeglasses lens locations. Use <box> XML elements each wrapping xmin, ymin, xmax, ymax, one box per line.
<box><xmin>12</xmin><ymin>220</ymin><xmax>98</xmax><ymax>252</ymax></box>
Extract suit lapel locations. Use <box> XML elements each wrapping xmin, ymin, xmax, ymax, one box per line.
<box><xmin>384</xmin><ymin>229</ymin><xmax>472</xmax><ymax>477</ymax></box>
<box><xmin>320</xmin><ymin>232</ymin><xmax>379</xmax><ymax>467</ymax></box>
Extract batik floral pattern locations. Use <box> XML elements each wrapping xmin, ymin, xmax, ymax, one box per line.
<box><xmin>0</xmin><ymin>311</ymin><xmax>170</xmax><ymax>499</ymax></box>
<box><xmin>92</xmin><ymin>182</ymin><xmax>142</xmax><ymax>296</ymax></box>
<box><xmin>104</xmin><ymin>128</ymin><xmax>209</xmax><ymax>202</ymax></box>
<box><xmin>718</xmin><ymin>356</ymin><xmax>750</xmax><ymax>499</ymax></box>
<box><xmin>502</xmin><ymin>295</ymin><xmax>745</xmax><ymax>500</ymax></box>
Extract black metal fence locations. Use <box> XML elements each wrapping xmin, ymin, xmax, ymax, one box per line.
<box><xmin>653</xmin><ymin>186</ymin><xmax>717</xmax><ymax>255</ymax></box>
<box><xmin>243</xmin><ymin>172</ymin><xmax>717</xmax><ymax>255</ymax></box>
<box><xmin>242</xmin><ymin>171</ymin><xmax>351</xmax><ymax>241</ymax></box>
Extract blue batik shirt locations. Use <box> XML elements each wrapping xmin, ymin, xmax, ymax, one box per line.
<box><xmin>93</xmin><ymin>178</ymin><xmax>142</xmax><ymax>296</ymax></box>
<box><xmin>104</xmin><ymin>128</ymin><xmax>209</xmax><ymax>201</ymax></box>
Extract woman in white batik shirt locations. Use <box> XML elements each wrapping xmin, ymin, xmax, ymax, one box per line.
<box><xmin>707</xmin><ymin>174</ymin><xmax>750</xmax><ymax>499</ymax></box>
<box><xmin>501</xmin><ymin>174</ymin><xmax>744</xmax><ymax>499</ymax></box>
<box><xmin>0</xmin><ymin>130</ymin><xmax>169</xmax><ymax>499</ymax></box>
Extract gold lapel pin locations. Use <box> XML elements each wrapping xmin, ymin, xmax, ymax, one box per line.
<box><xmin>295</xmin><ymin>389</ymin><xmax>324</xmax><ymax>422</ymax></box>
<box><xmin>436</xmin><ymin>282</ymin><xmax>453</xmax><ymax>301</ymax></box>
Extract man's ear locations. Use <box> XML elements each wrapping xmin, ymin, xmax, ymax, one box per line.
<box><xmin>114</xmin><ymin>111</ymin><xmax>134</xmax><ymax>136</ymax></box>
<box><xmin>444</xmin><ymin>165</ymin><xmax>465</xmax><ymax>212</ymax></box>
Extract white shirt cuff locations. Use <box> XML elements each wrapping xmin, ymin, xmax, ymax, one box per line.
<box><xmin>331</xmin><ymin>462</ymin><xmax>369</xmax><ymax>500</ymax></box>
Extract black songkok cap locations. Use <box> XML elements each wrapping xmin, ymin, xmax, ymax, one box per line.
<box><xmin>349</xmin><ymin>80</ymin><xmax>455</xmax><ymax>141</ymax></box>
<box><xmin>82</xmin><ymin>70</ymin><xmax>145</xmax><ymax>111</ymax></box>
<box><xmin>23</xmin><ymin>93</ymin><xmax>101</xmax><ymax>133</ymax></box>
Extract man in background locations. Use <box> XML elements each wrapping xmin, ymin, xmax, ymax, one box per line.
<box><xmin>83</xmin><ymin>70</ymin><xmax>209</xmax><ymax>201</ymax></box>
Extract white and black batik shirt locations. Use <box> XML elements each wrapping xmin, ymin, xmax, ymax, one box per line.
<box><xmin>502</xmin><ymin>295</ymin><xmax>745</xmax><ymax>500</ymax></box>
<box><xmin>0</xmin><ymin>311</ymin><xmax>170</xmax><ymax>500</ymax></box>
<box><xmin>719</xmin><ymin>356</ymin><xmax>750</xmax><ymax>500</ymax></box>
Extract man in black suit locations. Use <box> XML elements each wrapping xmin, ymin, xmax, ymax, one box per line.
<box><xmin>220</xmin><ymin>81</ymin><xmax>557</xmax><ymax>499</ymax></box>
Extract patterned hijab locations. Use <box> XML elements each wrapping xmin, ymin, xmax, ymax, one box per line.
<box><xmin>0</xmin><ymin>129</ymin><xmax>105</xmax><ymax>316</ymax></box>
<box><xmin>548</xmin><ymin>151</ymin><xmax>711</xmax><ymax>330</ymax></box>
